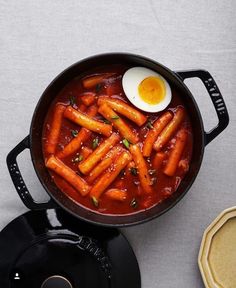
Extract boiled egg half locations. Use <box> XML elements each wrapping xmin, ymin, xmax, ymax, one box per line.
<box><xmin>122</xmin><ymin>67</ymin><xmax>172</xmax><ymax>112</ymax></box>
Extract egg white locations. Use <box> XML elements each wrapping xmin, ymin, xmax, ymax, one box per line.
<box><xmin>122</xmin><ymin>67</ymin><xmax>172</xmax><ymax>113</ymax></box>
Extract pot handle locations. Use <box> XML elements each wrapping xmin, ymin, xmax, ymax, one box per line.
<box><xmin>176</xmin><ymin>69</ymin><xmax>229</xmax><ymax>145</ymax></box>
<box><xmin>6</xmin><ymin>135</ymin><xmax>57</xmax><ymax>210</ymax></box>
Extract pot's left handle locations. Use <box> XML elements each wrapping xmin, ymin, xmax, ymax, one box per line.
<box><xmin>6</xmin><ymin>135</ymin><xmax>57</xmax><ymax>210</ymax></box>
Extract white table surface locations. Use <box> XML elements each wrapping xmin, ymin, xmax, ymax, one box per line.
<box><xmin>0</xmin><ymin>1</ymin><xmax>236</xmax><ymax>287</ymax></box>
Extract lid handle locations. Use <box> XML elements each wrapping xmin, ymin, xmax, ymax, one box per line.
<box><xmin>41</xmin><ymin>275</ymin><xmax>73</xmax><ymax>288</ymax></box>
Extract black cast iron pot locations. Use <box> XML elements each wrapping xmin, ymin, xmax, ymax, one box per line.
<box><xmin>7</xmin><ymin>53</ymin><xmax>229</xmax><ymax>227</ymax></box>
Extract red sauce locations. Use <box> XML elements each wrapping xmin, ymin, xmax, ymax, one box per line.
<box><xmin>42</xmin><ymin>65</ymin><xmax>193</xmax><ymax>215</ymax></box>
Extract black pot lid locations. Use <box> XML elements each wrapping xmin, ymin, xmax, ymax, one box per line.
<box><xmin>0</xmin><ymin>209</ymin><xmax>141</xmax><ymax>288</ymax></box>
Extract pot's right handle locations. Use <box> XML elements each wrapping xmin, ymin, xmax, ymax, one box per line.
<box><xmin>176</xmin><ymin>69</ymin><xmax>229</xmax><ymax>145</ymax></box>
<box><xmin>6</xmin><ymin>135</ymin><xmax>57</xmax><ymax>210</ymax></box>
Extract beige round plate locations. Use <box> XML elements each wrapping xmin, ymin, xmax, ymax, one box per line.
<box><xmin>198</xmin><ymin>206</ymin><xmax>236</xmax><ymax>288</ymax></box>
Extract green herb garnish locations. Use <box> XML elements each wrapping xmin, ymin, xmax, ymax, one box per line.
<box><xmin>92</xmin><ymin>196</ymin><xmax>99</xmax><ymax>207</ymax></box>
<box><xmin>69</xmin><ymin>95</ymin><xmax>76</xmax><ymax>106</ymax></box>
<box><xmin>102</xmin><ymin>118</ymin><xmax>111</xmax><ymax>124</ymax></box>
<box><xmin>95</xmin><ymin>83</ymin><xmax>102</xmax><ymax>93</ymax></box>
<box><xmin>130</xmin><ymin>167</ymin><xmax>138</xmax><ymax>176</ymax></box>
<box><xmin>130</xmin><ymin>198</ymin><xmax>138</xmax><ymax>209</ymax></box>
<box><xmin>122</xmin><ymin>139</ymin><xmax>130</xmax><ymax>149</ymax></box>
<box><xmin>72</xmin><ymin>154</ymin><xmax>83</xmax><ymax>163</ymax></box>
<box><xmin>78</xmin><ymin>155</ymin><xmax>83</xmax><ymax>162</ymax></box>
<box><xmin>71</xmin><ymin>129</ymin><xmax>78</xmax><ymax>137</ymax></box>
<box><xmin>92</xmin><ymin>138</ymin><xmax>99</xmax><ymax>149</ymax></box>
<box><xmin>146</xmin><ymin>120</ymin><xmax>154</xmax><ymax>129</ymax></box>
<box><xmin>111</xmin><ymin>115</ymin><xmax>119</xmax><ymax>120</ymax></box>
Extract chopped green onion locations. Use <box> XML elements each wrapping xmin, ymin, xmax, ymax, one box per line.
<box><xmin>111</xmin><ymin>115</ymin><xmax>119</xmax><ymax>120</ymax></box>
<box><xmin>122</xmin><ymin>139</ymin><xmax>130</xmax><ymax>149</ymax></box>
<box><xmin>71</xmin><ymin>129</ymin><xmax>78</xmax><ymax>137</ymax></box>
<box><xmin>92</xmin><ymin>196</ymin><xmax>99</xmax><ymax>207</ymax></box>
<box><xmin>130</xmin><ymin>198</ymin><xmax>138</xmax><ymax>208</ymax></box>
<box><xmin>69</xmin><ymin>95</ymin><xmax>76</xmax><ymax>106</ymax></box>
<box><xmin>78</xmin><ymin>155</ymin><xmax>83</xmax><ymax>162</ymax></box>
<box><xmin>103</xmin><ymin>118</ymin><xmax>111</xmax><ymax>124</ymax></box>
<box><xmin>130</xmin><ymin>167</ymin><xmax>138</xmax><ymax>176</ymax></box>
<box><xmin>146</xmin><ymin>120</ymin><xmax>154</xmax><ymax>129</ymax></box>
<box><xmin>92</xmin><ymin>138</ymin><xmax>99</xmax><ymax>149</ymax></box>
<box><xmin>72</xmin><ymin>154</ymin><xmax>83</xmax><ymax>163</ymax></box>
<box><xmin>95</xmin><ymin>83</ymin><xmax>102</xmax><ymax>93</ymax></box>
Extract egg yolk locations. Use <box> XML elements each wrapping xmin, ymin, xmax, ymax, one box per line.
<box><xmin>138</xmin><ymin>76</ymin><xmax>166</xmax><ymax>105</ymax></box>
